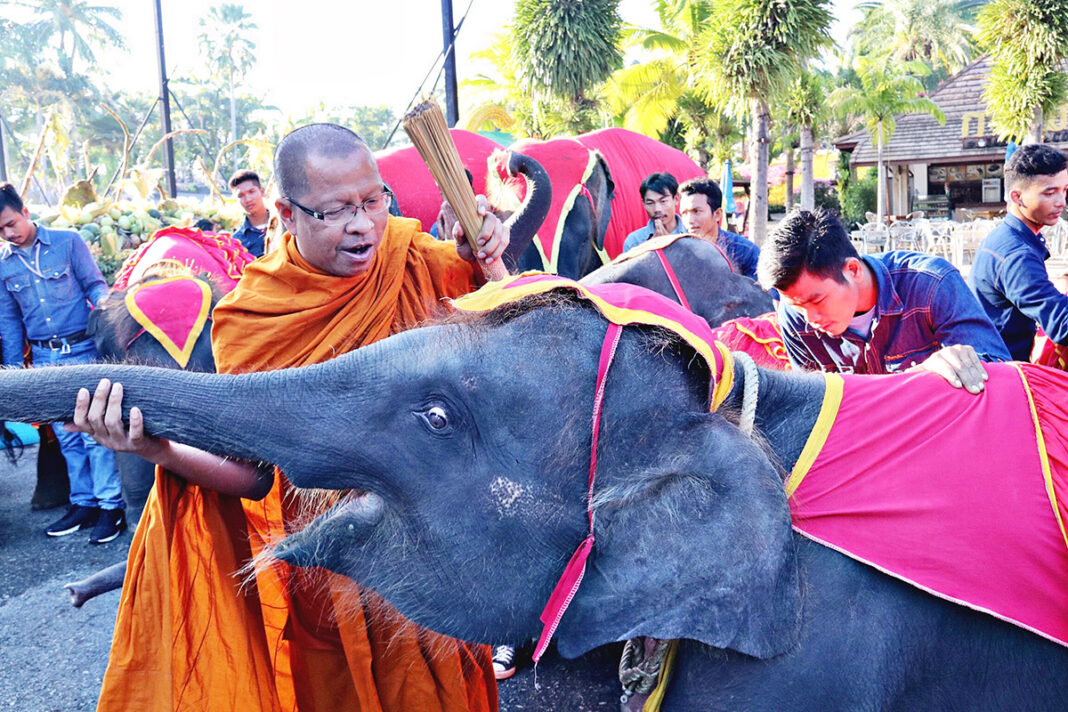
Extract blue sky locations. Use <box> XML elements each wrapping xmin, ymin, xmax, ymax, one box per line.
<box><xmin>94</xmin><ymin>0</ymin><xmax>862</xmax><ymax>120</ymax></box>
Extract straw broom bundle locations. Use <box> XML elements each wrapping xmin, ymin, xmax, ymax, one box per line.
<box><xmin>402</xmin><ymin>100</ymin><xmax>508</xmax><ymax>281</ymax></box>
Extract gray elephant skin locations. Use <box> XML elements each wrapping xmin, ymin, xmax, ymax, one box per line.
<box><xmin>0</xmin><ymin>288</ymin><xmax>1065</xmax><ymax>710</ymax></box>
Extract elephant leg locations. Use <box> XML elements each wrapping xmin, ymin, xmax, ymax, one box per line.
<box><xmin>116</xmin><ymin>452</ymin><xmax>155</xmax><ymax>515</ymax></box>
<box><xmin>31</xmin><ymin>424</ymin><xmax>70</xmax><ymax>511</ymax></box>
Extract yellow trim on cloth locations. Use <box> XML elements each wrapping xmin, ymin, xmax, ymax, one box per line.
<box><xmin>453</xmin><ymin>273</ymin><xmax>735</xmax><ymax>411</ymax></box>
<box><xmin>641</xmin><ymin>639</ymin><xmax>679</xmax><ymax>712</ymax></box>
<box><xmin>536</xmin><ymin>151</ymin><xmax>599</xmax><ymax>273</ymax></box>
<box><xmin>1013</xmin><ymin>363</ymin><xmax>1068</xmax><ymax>553</ymax></box>
<box><xmin>785</xmin><ymin>373</ymin><xmax>844</xmax><ymax>498</ymax></box>
<box><xmin>124</xmin><ymin>275</ymin><xmax>212</xmax><ymax>369</ymax></box>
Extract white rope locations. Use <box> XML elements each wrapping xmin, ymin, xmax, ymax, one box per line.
<box><xmin>735</xmin><ymin>352</ymin><xmax>759</xmax><ymax>436</ymax></box>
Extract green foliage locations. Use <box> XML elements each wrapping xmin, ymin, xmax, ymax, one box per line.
<box><xmin>978</xmin><ymin>0</ymin><xmax>1068</xmax><ymax>142</ymax></box>
<box><xmin>850</xmin><ymin>0</ymin><xmax>982</xmax><ymax>90</ymax></box>
<box><xmin>782</xmin><ymin>68</ymin><xmax>828</xmax><ymax>130</ymax></box>
<box><xmin>840</xmin><ymin>170</ymin><xmax>878</xmax><ymax>227</ymax></box>
<box><xmin>699</xmin><ymin>0</ymin><xmax>834</xmax><ymax>115</ymax></box>
<box><xmin>828</xmin><ymin>57</ymin><xmax>945</xmax><ymax>144</ymax></box>
<box><xmin>513</xmin><ymin>0</ymin><xmax>623</xmax><ymax>104</ymax></box>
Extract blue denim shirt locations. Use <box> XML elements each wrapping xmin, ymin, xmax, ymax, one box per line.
<box><xmin>622</xmin><ymin>217</ymin><xmax>685</xmax><ymax>252</ymax></box>
<box><xmin>718</xmin><ymin>229</ymin><xmax>760</xmax><ymax>282</ymax></box>
<box><xmin>231</xmin><ymin>213</ymin><xmax>267</xmax><ymax>258</ymax></box>
<box><xmin>0</xmin><ymin>225</ymin><xmax>109</xmax><ymax>366</ymax></box>
<box><xmin>778</xmin><ymin>251</ymin><xmax>1010</xmax><ymax>374</ymax></box>
<box><xmin>967</xmin><ymin>214</ymin><xmax>1068</xmax><ymax>361</ymax></box>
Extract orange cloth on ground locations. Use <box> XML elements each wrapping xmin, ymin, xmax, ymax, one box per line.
<box><xmin>211</xmin><ymin>216</ymin><xmax>497</xmax><ymax>712</ymax></box>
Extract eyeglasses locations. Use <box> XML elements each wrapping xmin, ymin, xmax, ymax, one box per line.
<box><xmin>286</xmin><ymin>191</ymin><xmax>393</xmax><ymax>226</ymax></box>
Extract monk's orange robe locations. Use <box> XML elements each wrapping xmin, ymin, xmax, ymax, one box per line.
<box><xmin>96</xmin><ymin>217</ymin><xmax>496</xmax><ymax>712</ymax></box>
<box><xmin>213</xmin><ymin>217</ymin><xmax>497</xmax><ymax>712</ymax></box>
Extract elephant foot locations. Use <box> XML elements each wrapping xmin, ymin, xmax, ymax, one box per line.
<box><xmin>64</xmin><ymin>561</ymin><xmax>127</xmax><ymax>608</ymax></box>
<box><xmin>31</xmin><ymin>492</ymin><xmax>69</xmax><ymax>511</ymax></box>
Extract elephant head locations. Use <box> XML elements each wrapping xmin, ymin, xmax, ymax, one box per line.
<box><xmin>0</xmin><ymin>288</ymin><xmax>801</xmax><ymax>661</ymax></box>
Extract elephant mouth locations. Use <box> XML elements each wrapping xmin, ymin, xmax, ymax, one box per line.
<box><xmin>273</xmin><ymin>488</ymin><xmax>386</xmax><ymax>568</ymax></box>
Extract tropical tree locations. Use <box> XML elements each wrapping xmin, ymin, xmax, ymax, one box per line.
<box><xmin>978</xmin><ymin>0</ymin><xmax>1068</xmax><ymax>143</ymax></box>
<box><xmin>850</xmin><ymin>0</ymin><xmax>984</xmax><ymax>90</ymax></box>
<box><xmin>782</xmin><ymin>68</ymin><xmax>828</xmax><ymax>211</ymax></box>
<box><xmin>510</xmin><ymin>0</ymin><xmax>623</xmax><ymax>134</ymax></box>
<box><xmin>829</xmin><ymin>57</ymin><xmax>945</xmax><ymax>223</ymax></box>
<box><xmin>699</xmin><ymin>0</ymin><xmax>833</xmax><ymax>245</ymax></box>
<box><xmin>15</xmin><ymin>0</ymin><xmax>125</xmax><ymax>76</ymax></box>
<box><xmin>198</xmin><ymin>3</ymin><xmax>257</xmax><ymax>169</ymax></box>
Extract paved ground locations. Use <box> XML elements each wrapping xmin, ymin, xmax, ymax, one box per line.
<box><xmin>0</xmin><ymin>445</ymin><xmax>620</xmax><ymax>711</ymax></box>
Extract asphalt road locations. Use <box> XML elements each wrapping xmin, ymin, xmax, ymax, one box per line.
<box><xmin>0</xmin><ymin>446</ymin><xmax>621</xmax><ymax>711</ymax></box>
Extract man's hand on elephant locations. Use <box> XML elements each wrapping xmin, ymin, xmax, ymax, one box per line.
<box><xmin>65</xmin><ymin>379</ymin><xmax>164</xmax><ymax>459</ymax></box>
<box><xmin>910</xmin><ymin>344</ymin><xmax>988</xmax><ymax>394</ymax></box>
<box><xmin>453</xmin><ymin>195</ymin><xmax>509</xmax><ymax>267</ymax></box>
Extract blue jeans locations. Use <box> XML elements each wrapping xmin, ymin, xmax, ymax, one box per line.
<box><xmin>32</xmin><ymin>340</ymin><xmax>124</xmax><ymax>511</ymax></box>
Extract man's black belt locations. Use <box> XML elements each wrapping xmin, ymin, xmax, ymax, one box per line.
<box><xmin>29</xmin><ymin>330</ymin><xmax>90</xmax><ymax>349</ymax></box>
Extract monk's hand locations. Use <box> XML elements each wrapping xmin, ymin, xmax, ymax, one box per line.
<box><xmin>453</xmin><ymin>195</ymin><xmax>509</xmax><ymax>266</ymax></box>
<box><xmin>910</xmin><ymin>344</ymin><xmax>988</xmax><ymax>395</ymax></box>
<box><xmin>66</xmin><ymin>379</ymin><xmax>164</xmax><ymax>458</ymax></box>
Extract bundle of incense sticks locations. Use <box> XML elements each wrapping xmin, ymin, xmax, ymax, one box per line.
<box><xmin>402</xmin><ymin>100</ymin><xmax>507</xmax><ymax>281</ymax></box>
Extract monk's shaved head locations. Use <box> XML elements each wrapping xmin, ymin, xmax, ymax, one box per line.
<box><xmin>275</xmin><ymin>123</ymin><xmax>370</xmax><ymax>200</ymax></box>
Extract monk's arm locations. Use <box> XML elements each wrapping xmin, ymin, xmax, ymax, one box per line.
<box><xmin>65</xmin><ymin>380</ymin><xmax>274</xmax><ymax>500</ymax></box>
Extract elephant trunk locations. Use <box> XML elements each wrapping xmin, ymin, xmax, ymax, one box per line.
<box><xmin>0</xmin><ymin>362</ymin><xmax>339</xmax><ymax>479</ymax></box>
<box><xmin>502</xmin><ymin>150</ymin><xmax>552</xmax><ymax>269</ymax></box>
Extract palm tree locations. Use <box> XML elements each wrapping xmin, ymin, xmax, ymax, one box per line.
<box><xmin>603</xmin><ymin>0</ymin><xmax>713</xmax><ymax>137</ymax></box>
<box><xmin>16</xmin><ymin>0</ymin><xmax>125</xmax><ymax>76</ymax></box>
<box><xmin>511</xmin><ymin>0</ymin><xmax>623</xmax><ymax>134</ymax></box>
<box><xmin>699</xmin><ymin>0</ymin><xmax>833</xmax><ymax>245</ymax></box>
<box><xmin>198</xmin><ymin>3</ymin><xmax>257</xmax><ymax>169</ymax></box>
<box><xmin>782</xmin><ymin>68</ymin><xmax>828</xmax><ymax>211</ymax></box>
<box><xmin>829</xmin><ymin>57</ymin><xmax>945</xmax><ymax>224</ymax></box>
<box><xmin>978</xmin><ymin>0</ymin><xmax>1068</xmax><ymax>144</ymax></box>
<box><xmin>850</xmin><ymin>0</ymin><xmax>984</xmax><ymax>90</ymax></box>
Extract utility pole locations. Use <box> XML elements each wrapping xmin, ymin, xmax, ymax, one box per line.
<box><xmin>153</xmin><ymin>0</ymin><xmax>177</xmax><ymax>196</ymax></box>
<box><xmin>440</xmin><ymin>0</ymin><xmax>459</xmax><ymax>126</ymax></box>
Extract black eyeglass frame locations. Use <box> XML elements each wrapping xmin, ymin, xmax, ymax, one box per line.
<box><xmin>284</xmin><ymin>190</ymin><xmax>394</xmax><ymax>223</ymax></box>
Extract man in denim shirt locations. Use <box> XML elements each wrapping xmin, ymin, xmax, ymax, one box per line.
<box><xmin>0</xmin><ymin>183</ymin><xmax>125</xmax><ymax>543</ymax></box>
<box><xmin>758</xmin><ymin>210</ymin><xmax>1009</xmax><ymax>393</ymax></box>
<box><xmin>229</xmin><ymin>169</ymin><xmax>269</xmax><ymax>258</ymax></box>
<box><xmin>968</xmin><ymin>144</ymin><xmax>1068</xmax><ymax>361</ymax></box>
<box><xmin>622</xmin><ymin>172</ymin><xmax>685</xmax><ymax>252</ymax></box>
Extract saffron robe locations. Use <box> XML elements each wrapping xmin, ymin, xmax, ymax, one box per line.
<box><xmin>97</xmin><ymin>217</ymin><xmax>496</xmax><ymax>712</ymax></box>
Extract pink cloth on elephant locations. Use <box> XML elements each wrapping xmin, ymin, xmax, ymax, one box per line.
<box><xmin>375</xmin><ymin>129</ymin><xmax>502</xmax><ymax>232</ymax></box>
<box><xmin>112</xmin><ymin>227</ymin><xmax>253</xmax><ymax>292</ymax></box>
<box><xmin>709</xmin><ymin>313</ymin><xmax>790</xmax><ymax>370</ymax></box>
<box><xmin>787</xmin><ymin>364</ymin><xmax>1068</xmax><ymax>647</ymax></box>
<box><xmin>575</xmin><ymin>128</ymin><xmax>705</xmax><ymax>259</ymax></box>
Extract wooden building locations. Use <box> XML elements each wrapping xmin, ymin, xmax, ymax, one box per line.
<box><xmin>834</xmin><ymin>56</ymin><xmax>1068</xmax><ymax>221</ymax></box>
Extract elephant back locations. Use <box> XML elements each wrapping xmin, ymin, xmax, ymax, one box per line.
<box><xmin>576</xmin><ymin>128</ymin><xmax>705</xmax><ymax>259</ymax></box>
<box><xmin>376</xmin><ymin>129</ymin><xmax>503</xmax><ymax>232</ymax></box>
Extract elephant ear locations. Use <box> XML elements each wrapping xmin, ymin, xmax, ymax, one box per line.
<box><xmin>555</xmin><ymin>414</ymin><xmax>801</xmax><ymax>660</ymax></box>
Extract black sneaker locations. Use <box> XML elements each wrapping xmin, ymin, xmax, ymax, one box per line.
<box><xmin>492</xmin><ymin>645</ymin><xmax>516</xmax><ymax>680</ymax></box>
<box><xmin>88</xmin><ymin>508</ymin><xmax>126</xmax><ymax>545</ymax></box>
<box><xmin>45</xmin><ymin>505</ymin><xmax>99</xmax><ymax>537</ymax></box>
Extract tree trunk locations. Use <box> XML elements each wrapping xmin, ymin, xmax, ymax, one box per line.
<box><xmin>876</xmin><ymin>121</ymin><xmax>886</xmax><ymax>225</ymax></box>
<box><xmin>800</xmin><ymin>125</ymin><xmax>815</xmax><ymax>211</ymax></box>
<box><xmin>785</xmin><ymin>140</ymin><xmax>795</xmax><ymax>212</ymax></box>
<box><xmin>1027</xmin><ymin>106</ymin><xmax>1044</xmax><ymax>144</ymax></box>
<box><xmin>750</xmin><ymin>99</ymin><xmax>771</xmax><ymax>246</ymax></box>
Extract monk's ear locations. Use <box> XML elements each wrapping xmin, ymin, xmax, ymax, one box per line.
<box><xmin>276</xmin><ymin>198</ymin><xmax>296</xmax><ymax>231</ymax></box>
<box><xmin>555</xmin><ymin>414</ymin><xmax>801</xmax><ymax>660</ymax></box>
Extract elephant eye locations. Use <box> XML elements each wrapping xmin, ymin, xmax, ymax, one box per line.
<box><xmin>423</xmin><ymin>406</ymin><xmax>449</xmax><ymax>430</ymax></box>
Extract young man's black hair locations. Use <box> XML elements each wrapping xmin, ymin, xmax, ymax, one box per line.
<box><xmin>1004</xmin><ymin>144</ymin><xmax>1068</xmax><ymax>191</ymax></box>
<box><xmin>0</xmin><ymin>182</ymin><xmax>24</xmax><ymax>214</ymax></box>
<box><xmin>757</xmin><ymin>209</ymin><xmax>859</xmax><ymax>292</ymax></box>
<box><xmin>639</xmin><ymin>172</ymin><xmax>679</xmax><ymax>198</ymax></box>
<box><xmin>678</xmin><ymin>177</ymin><xmax>723</xmax><ymax>211</ymax></box>
<box><xmin>228</xmin><ymin>170</ymin><xmax>262</xmax><ymax>190</ymax></box>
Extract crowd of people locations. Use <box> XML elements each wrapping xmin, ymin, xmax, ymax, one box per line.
<box><xmin>1</xmin><ymin>127</ymin><xmax>1066</xmax><ymax>709</ymax></box>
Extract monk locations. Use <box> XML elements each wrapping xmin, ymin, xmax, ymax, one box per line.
<box><xmin>70</xmin><ymin>123</ymin><xmax>505</xmax><ymax>711</ymax></box>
